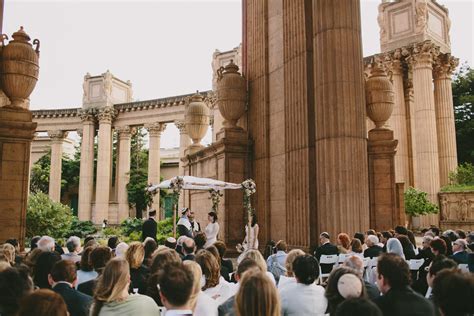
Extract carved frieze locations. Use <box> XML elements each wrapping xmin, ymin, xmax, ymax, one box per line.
<box><xmin>439</xmin><ymin>192</ymin><xmax>474</xmax><ymax>222</ymax></box>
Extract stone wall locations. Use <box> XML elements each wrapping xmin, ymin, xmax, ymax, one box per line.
<box><xmin>439</xmin><ymin>191</ymin><xmax>474</xmax><ymax>231</ymax></box>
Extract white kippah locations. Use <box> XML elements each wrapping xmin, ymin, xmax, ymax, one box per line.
<box><xmin>337</xmin><ymin>273</ymin><xmax>363</xmax><ymax>299</ymax></box>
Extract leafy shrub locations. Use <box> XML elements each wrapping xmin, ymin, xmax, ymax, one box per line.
<box><xmin>157</xmin><ymin>217</ymin><xmax>174</xmax><ymax>244</ymax></box>
<box><xmin>129</xmin><ymin>231</ymin><xmax>142</xmax><ymax>241</ymax></box>
<box><xmin>404</xmin><ymin>187</ymin><xmax>439</xmax><ymax>217</ymax></box>
<box><xmin>120</xmin><ymin>217</ymin><xmax>143</xmax><ymax>237</ymax></box>
<box><xmin>26</xmin><ymin>192</ymin><xmax>74</xmax><ymax>239</ymax></box>
<box><xmin>103</xmin><ymin>226</ymin><xmax>122</xmax><ymax>237</ymax></box>
<box><xmin>67</xmin><ymin>217</ymin><xmax>97</xmax><ymax>238</ymax></box>
<box><xmin>448</xmin><ymin>163</ymin><xmax>474</xmax><ymax>186</ymax></box>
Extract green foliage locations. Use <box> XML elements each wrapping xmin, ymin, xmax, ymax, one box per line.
<box><xmin>128</xmin><ymin>231</ymin><xmax>142</xmax><ymax>241</ymax></box>
<box><xmin>120</xmin><ymin>217</ymin><xmax>144</xmax><ymax>237</ymax></box>
<box><xmin>448</xmin><ymin>163</ymin><xmax>474</xmax><ymax>186</ymax></box>
<box><xmin>157</xmin><ymin>217</ymin><xmax>174</xmax><ymax>244</ymax></box>
<box><xmin>103</xmin><ymin>226</ymin><xmax>122</xmax><ymax>237</ymax></box>
<box><xmin>26</xmin><ymin>192</ymin><xmax>74</xmax><ymax>239</ymax></box>
<box><xmin>404</xmin><ymin>187</ymin><xmax>439</xmax><ymax>217</ymax></box>
<box><xmin>67</xmin><ymin>217</ymin><xmax>97</xmax><ymax>238</ymax></box>
<box><xmin>452</xmin><ymin>63</ymin><xmax>474</xmax><ymax>165</ymax></box>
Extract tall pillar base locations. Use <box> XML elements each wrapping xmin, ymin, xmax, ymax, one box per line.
<box><xmin>0</xmin><ymin>107</ymin><xmax>37</xmax><ymax>249</ymax></box>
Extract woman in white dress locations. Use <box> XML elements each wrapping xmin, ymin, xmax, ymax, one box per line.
<box><xmin>204</xmin><ymin>211</ymin><xmax>219</xmax><ymax>248</ymax></box>
<box><xmin>237</xmin><ymin>214</ymin><xmax>260</xmax><ymax>263</ymax></box>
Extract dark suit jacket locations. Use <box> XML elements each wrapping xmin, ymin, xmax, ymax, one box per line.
<box><xmin>314</xmin><ymin>242</ymin><xmax>339</xmax><ymax>274</ymax></box>
<box><xmin>142</xmin><ymin>218</ymin><xmax>157</xmax><ymax>241</ymax></box>
<box><xmin>177</xmin><ymin>224</ymin><xmax>193</xmax><ymax>238</ymax></box>
<box><xmin>222</xmin><ymin>258</ymin><xmax>234</xmax><ymax>274</ymax></box>
<box><xmin>451</xmin><ymin>251</ymin><xmax>468</xmax><ymax>264</ymax></box>
<box><xmin>374</xmin><ymin>287</ymin><xmax>435</xmax><ymax>316</ymax></box>
<box><xmin>183</xmin><ymin>254</ymin><xmax>196</xmax><ymax>261</ymax></box>
<box><xmin>364</xmin><ymin>245</ymin><xmax>384</xmax><ymax>258</ymax></box>
<box><xmin>365</xmin><ymin>281</ymin><xmax>381</xmax><ymax>301</ymax></box>
<box><xmin>218</xmin><ymin>294</ymin><xmax>236</xmax><ymax>316</ymax></box>
<box><xmin>53</xmin><ymin>283</ymin><xmax>92</xmax><ymax>316</ymax></box>
<box><xmin>77</xmin><ymin>278</ymin><xmax>97</xmax><ymax>297</ymax></box>
<box><xmin>130</xmin><ymin>265</ymin><xmax>150</xmax><ymax>294</ymax></box>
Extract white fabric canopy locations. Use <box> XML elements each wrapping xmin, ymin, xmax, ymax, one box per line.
<box><xmin>148</xmin><ymin>176</ymin><xmax>242</xmax><ymax>192</ymax></box>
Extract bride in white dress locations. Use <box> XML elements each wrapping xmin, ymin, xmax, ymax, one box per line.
<box><xmin>204</xmin><ymin>211</ymin><xmax>219</xmax><ymax>248</ymax></box>
<box><xmin>237</xmin><ymin>213</ymin><xmax>259</xmax><ymax>263</ymax></box>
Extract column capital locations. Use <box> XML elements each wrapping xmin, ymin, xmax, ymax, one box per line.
<box><xmin>382</xmin><ymin>49</ymin><xmax>405</xmax><ymax>76</ymax></box>
<box><xmin>48</xmin><ymin>130</ymin><xmax>68</xmax><ymax>141</ymax></box>
<box><xmin>433</xmin><ymin>54</ymin><xmax>459</xmax><ymax>80</ymax></box>
<box><xmin>78</xmin><ymin>108</ymin><xmax>96</xmax><ymax>123</ymax></box>
<box><xmin>406</xmin><ymin>40</ymin><xmax>440</xmax><ymax>70</ymax></box>
<box><xmin>145</xmin><ymin>122</ymin><xmax>166</xmax><ymax>137</ymax></box>
<box><xmin>116</xmin><ymin>125</ymin><xmax>132</xmax><ymax>139</ymax></box>
<box><xmin>175</xmin><ymin>120</ymin><xmax>186</xmax><ymax>134</ymax></box>
<box><xmin>97</xmin><ymin>107</ymin><xmax>117</xmax><ymax>124</ymax></box>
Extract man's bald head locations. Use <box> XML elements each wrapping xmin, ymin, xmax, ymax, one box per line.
<box><xmin>183</xmin><ymin>238</ymin><xmax>196</xmax><ymax>255</ymax></box>
<box><xmin>343</xmin><ymin>255</ymin><xmax>364</xmax><ymax>278</ymax></box>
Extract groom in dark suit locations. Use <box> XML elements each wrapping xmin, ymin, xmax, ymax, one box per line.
<box><xmin>142</xmin><ymin>210</ymin><xmax>158</xmax><ymax>241</ymax></box>
<box><xmin>314</xmin><ymin>232</ymin><xmax>339</xmax><ymax>274</ymax></box>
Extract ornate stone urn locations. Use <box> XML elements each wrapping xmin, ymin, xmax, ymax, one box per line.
<box><xmin>1</xmin><ymin>27</ymin><xmax>40</xmax><ymax>109</ymax></box>
<box><xmin>185</xmin><ymin>91</ymin><xmax>209</xmax><ymax>151</ymax></box>
<box><xmin>216</xmin><ymin>59</ymin><xmax>246</xmax><ymax>129</ymax></box>
<box><xmin>365</xmin><ymin>58</ymin><xmax>394</xmax><ymax>128</ymax></box>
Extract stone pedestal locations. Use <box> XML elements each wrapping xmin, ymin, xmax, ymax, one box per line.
<box><xmin>146</xmin><ymin>122</ymin><xmax>166</xmax><ymax>217</ymax></box>
<box><xmin>116</xmin><ymin>126</ymin><xmax>131</xmax><ymax>223</ymax></box>
<box><xmin>47</xmin><ymin>130</ymin><xmax>67</xmax><ymax>202</ymax></box>
<box><xmin>313</xmin><ymin>0</ymin><xmax>370</xmax><ymax>237</ymax></box>
<box><xmin>0</xmin><ymin>107</ymin><xmax>36</xmax><ymax>249</ymax></box>
<box><xmin>78</xmin><ymin>111</ymin><xmax>95</xmax><ymax>221</ymax></box>
<box><xmin>368</xmin><ymin>128</ymin><xmax>399</xmax><ymax>231</ymax></box>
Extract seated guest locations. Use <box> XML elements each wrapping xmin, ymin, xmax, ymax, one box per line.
<box><xmin>468</xmin><ymin>233</ymin><xmax>474</xmax><ymax>272</ymax></box>
<box><xmin>343</xmin><ymin>255</ymin><xmax>380</xmax><ymax>300</ymax></box>
<box><xmin>397</xmin><ymin>235</ymin><xmax>416</xmax><ymax>260</ymax></box>
<box><xmin>30</xmin><ymin>236</ymin><xmax>41</xmax><ymax>250</ymax></box>
<box><xmin>374</xmin><ymin>253</ymin><xmax>434</xmax><ymax>316</ymax></box>
<box><xmin>349</xmin><ymin>239</ymin><xmax>363</xmax><ymax>255</ymax></box>
<box><xmin>158</xmin><ymin>263</ymin><xmax>194</xmax><ymax>315</ymax></box>
<box><xmin>114</xmin><ymin>242</ymin><xmax>129</xmax><ymax>259</ymax></box>
<box><xmin>337</xmin><ymin>233</ymin><xmax>351</xmax><ymax>254</ymax></box>
<box><xmin>125</xmin><ymin>242</ymin><xmax>149</xmax><ymax>294</ymax></box>
<box><xmin>266</xmin><ymin>240</ymin><xmax>288</xmax><ymax>283</ymax></box>
<box><xmin>440</xmin><ymin>235</ymin><xmax>453</xmax><ymax>256</ymax></box>
<box><xmin>280</xmin><ymin>255</ymin><xmax>327</xmax><ymax>315</ymax></box>
<box><xmin>195</xmin><ymin>232</ymin><xmax>207</xmax><ymax>251</ymax></box>
<box><xmin>380</xmin><ymin>231</ymin><xmax>393</xmax><ymax>252</ymax></box>
<box><xmin>394</xmin><ymin>225</ymin><xmax>408</xmax><ymax>237</ymax></box>
<box><xmin>241</xmin><ymin>249</ymin><xmax>276</xmax><ymax>284</ymax></box>
<box><xmin>425</xmin><ymin>257</ymin><xmax>458</xmax><ymax>298</ymax></box>
<box><xmin>407</xmin><ymin>230</ymin><xmax>417</xmax><ymax>249</ymax></box>
<box><xmin>314</xmin><ymin>232</ymin><xmax>339</xmax><ymax>274</ymax></box>
<box><xmin>416</xmin><ymin>235</ymin><xmax>434</xmax><ymax>260</ymax></box>
<box><xmin>450</xmin><ymin>239</ymin><xmax>468</xmax><ymax>264</ymax></box>
<box><xmin>432</xmin><ymin>269</ymin><xmax>474</xmax><ymax>316</ymax></box>
<box><xmin>49</xmin><ymin>260</ymin><xmax>92</xmax><ymax>316</ymax></box>
<box><xmin>24</xmin><ymin>248</ymin><xmax>43</xmax><ymax>271</ymax></box>
<box><xmin>164</xmin><ymin>237</ymin><xmax>177</xmax><ymax>250</ymax></box>
<box><xmin>196</xmin><ymin>249</ymin><xmax>237</xmax><ymax>306</ymax></box>
<box><xmin>78</xmin><ymin>246</ymin><xmax>112</xmax><ymax>296</ymax></box>
<box><xmin>1</xmin><ymin>243</ymin><xmax>16</xmax><ymax>267</ymax></box>
<box><xmin>0</xmin><ymin>267</ymin><xmax>34</xmax><ymax>316</ymax></box>
<box><xmin>106</xmin><ymin>237</ymin><xmax>119</xmax><ymax>254</ymax></box>
<box><xmin>214</xmin><ymin>240</ymin><xmax>234</xmax><ymax>276</ymax></box>
<box><xmin>235</xmin><ymin>270</ymin><xmax>280</xmax><ymax>316</ymax></box>
<box><xmin>90</xmin><ymin>259</ymin><xmax>159</xmax><ymax>315</ymax></box>
<box><xmin>34</xmin><ymin>251</ymin><xmax>62</xmax><ymax>289</ymax></box>
<box><xmin>278</xmin><ymin>249</ymin><xmax>305</xmax><ymax>291</ymax></box>
<box><xmin>353</xmin><ymin>232</ymin><xmax>366</xmax><ymax>250</ymax></box>
<box><xmin>412</xmin><ymin>235</ymin><xmax>435</xmax><ymax>295</ymax></box>
<box><xmin>183</xmin><ymin>237</ymin><xmax>196</xmax><ymax>261</ymax></box>
<box><xmin>456</xmin><ymin>229</ymin><xmax>466</xmax><ymax>240</ymax></box>
<box><xmin>335</xmin><ymin>298</ymin><xmax>382</xmax><ymax>316</ymax></box>
<box><xmin>142</xmin><ymin>238</ymin><xmax>157</xmax><ymax>267</ymax></box>
<box><xmin>218</xmin><ymin>258</ymin><xmax>261</xmax><ymax>316</ymax></box>
<box><xmin>430</xmin><ymin>237</ymin><xmax>447</xmax><ymax>257</ymax></box>
<box><xmin>62</xmin><ymin>236</ymin><xmax>81</xmax><ymax>263</ymax></box>
<box><xmin>386</xmin><ymin>238</ymin><xmax>405</xmax><ymax>259</ymax></box>
<box><xmin>207</xmin><ymin>245</ymin><xmax>231</xmax><ymax>281</ymax></box>
<box><xmin>146</xmin><ymin>248</ymin><xmax>182</xmax><ymax>306</ymax></box>
<box><xmin>18</xmin><ymin>289</ymin><xmax>68</xmax><ymax>316</ymax></box>
<box><xmin>37</xmin><ymin>236</ymin><xmax>56</xmax><ymax>252</ymax></box>
<box><xmin>76</xmin><ymin>246</ymin><xmax>97</xmax><ymax>288</ymax></box>
<box><xmin>364</xmin><ymin>235</ymin><xmax>383</xmax><ymax>258</ymax></box>
<box><xmin>183</xmin><ymin>260</ymin><xmax>218</xmax><ymax>316</ymax></box>
<box><xmin>5</xmin><ymin>239</ymin><xmax>22</xmax><ymax>265</ymax></box>
<box><xmin>325</xmin><ymin>266</ymin><xmax>365</xmax><ymax>314</ymax></box>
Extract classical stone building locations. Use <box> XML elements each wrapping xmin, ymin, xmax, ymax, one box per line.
<box><xmin>0</xmin><ymin>0</ymin><xmax>463</xmax><ymax>249</ymax></box>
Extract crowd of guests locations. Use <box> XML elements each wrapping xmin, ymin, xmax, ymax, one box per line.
<box><xmin>0</xmin><ymin>225</ymin><xmax>473</xmax><ymax>316</ymax></box>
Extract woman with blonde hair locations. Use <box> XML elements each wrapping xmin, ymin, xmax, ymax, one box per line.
<box><xmin>195</xmin><ymin>249</ymin><xmax>237</xmax><ymax>305</ymax></box>
<box><xmin>241</xmin><ymin>249</ymin><xmax>276</xmax><ymax>284</ymax></box>
<box><xmin>90</xmin><ymin>258</ymin><xmax>159</xmax><ymax>316</ymax></box>
<box><xmin>235</xmin><ymin>270</ymin><xmax>280</xmax><ymax>316</ymax></box>
<box><xmin>1</xmin><ymin>244</ymin><xmax>16</xmax><ymax>266</ymax></box>
<box><xmin>278</xmin><ymin>248</ymin><xmax>305</xmax><ymax>290</ymax></box>
<box><xmin>183</xmin><ymin>260</ymin><xmax>218</xmax><ymax>316</ymax></box>
<box><xmin>125</xmin><ymin>242</ymin><xmax>149</xmax><ymax>294</ymax></box>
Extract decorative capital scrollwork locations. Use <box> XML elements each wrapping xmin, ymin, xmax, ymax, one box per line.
<box><xmin>78</xmin><ymin>108</ymin><xmax>96</xmax><ymax>123</ymax></box>
<box><xmin>407</xmin><ymin>40</ymin><xmax>440</xmax><ymax>69</ymax></box>
<box><xmin>175</xmin><ymin>120</ymin><xmax>186</xmax><ymax>134</ymax></box>
<box><xmin>97</xmin><ymin>107</ymin><xmax>117</xmax><ymax>124</ymax></box>
<box><xmin>48</xmin><ymin>130</ymin><xmax>68</xmax><ymax>141</ymax></box>
<box><xmin>145</xmin><ymin>122</ymin><xmax>166</xmax><ymax>137</ymax></box>
<box><xmin>116</xmin><ymin>125</ymin><xmax>132</xmax><ymax>139</ymax></box>
<box><xmin>433</xmin><ymin>53</ymin><xmax>459</xmax><ymax>80</ymax></box>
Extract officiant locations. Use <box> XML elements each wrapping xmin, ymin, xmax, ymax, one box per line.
<box><xmin>177</xmin><ymin>208</ymin><xmax>194</xmax><ymax>238</ymax></box>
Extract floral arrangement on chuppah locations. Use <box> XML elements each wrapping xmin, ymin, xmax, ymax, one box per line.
<box><xmin>208</xmin><ymin>189</ymin><xmax>224</xmax><ymax>213</ymax></box>
<box><xmin>236</xmin><ymin>178</ymin><xmax>257</xmax><ymax>253</ymax></box>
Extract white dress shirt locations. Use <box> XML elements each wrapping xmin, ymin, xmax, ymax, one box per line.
<box><xmin>203</xmin><ymin>277</ymin><xmax>238</xmax><ymax>306</ymax></box>
<box><xmin>280</xmin><ymin>282</ymin><xmax>327</xmax><ymax>316</ymax></box>
<box><xmin>194</xmin><ymin>291</ymin><xmax>218</xmax><ymax>316</ymax></box>
<box><xmin>278</xmin><ymin>276</ymin><xmax>296</xmax><ymax>292</ymax></box>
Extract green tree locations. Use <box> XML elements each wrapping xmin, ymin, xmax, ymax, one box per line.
<box><xmin>404</xmin><ymin>187</ymin><xmax>439</xmax><ymax>217</ymax></box>
<box><xmin>26</xmin><ymin>192</ymin><xmax>74</xmax><ymax>239</ymax></box>
<box><xmin>452</xmin><ymin>63</ymin><xmax>474</xmax><ymax>165</ymax></box>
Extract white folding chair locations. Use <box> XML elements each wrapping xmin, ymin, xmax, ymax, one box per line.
<box><xmin>458</xmin><ymin>264</ymin><xmax>469</xmax><ymax>273</ymax></box>
<box><xmin>408</xmin><ymin>259</ymin><xmax>425</xmax><ymax>271</ymax></box>
<box><xmin>319</xmin><ymin>254</ymin><xmax>339</xmax><ymax>284</ymax></box>
<box><xmin>362</xmin><ymin>257</ymin><xmax>370</xmax><ymax>268</ymax></box>
<box><xmin>338</xmin><ymin>253</ymin><xmax>351</xmax><ymax>265</ymax></box>
<box><xmin>158</xmin><ymin>307</ymin><xmax>166</xmax><ymax>314</ymax></box>
<box><xmin>364</xmin><ymin>257</ymin><xmax>378</xmax><ymax>283</ymax></box>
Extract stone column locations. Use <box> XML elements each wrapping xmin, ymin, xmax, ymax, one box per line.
<box><xmin>313</xmin><ymin>0</ymin><xmax>370</xmax><ymax>236</ymax></box>
<box><xmin>176</xmin><ymin>120</ymin><xmax>190</xmax><ymax>208</ymax></box>
<box><xmin>409</xmin><ymin>41</ymin><xmax>440</xmax><ymax>226</ymax></box>
<box><xmin>403</xmin><ymin>73</ymin><xmax>418</xmax><ymax>188</ymax></box>
<box><xmin>145</xmin><ymin>122</ymin><xmax>166</xmax><ymax>215</ymax></box>
<box><xmin>78</xmin><ymin>110</ymin><xmax>96</xmax><ymax>221</ymax></box>
<box><xmin>94</xmin><ymin>107</ymin><xmax>116</xmax><ymax>224</ymax></box>
<box><xmin>434</xmin><ymin>54</ymin><xmax>459</xmax><ymax>186</ymax></box>
<box><xmin>116</xmin><ymin>126</ymin><xmax>131</xmax><ymax>223</ymax></box>
<box><xmin>47</xmin><ymin>130</ymin><xmax>67</xmax><ymax>202</ymax></box>
<box><xmin>385</xmin><ymin>51</ymin><xmax>410</xmax><ymax>186</ymax></box>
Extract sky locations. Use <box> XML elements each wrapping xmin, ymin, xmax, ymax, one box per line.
<box><xmin>3</xmin><ymin>0</ymin><xmax>473</xmax><ymax>148</ymax></box>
